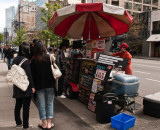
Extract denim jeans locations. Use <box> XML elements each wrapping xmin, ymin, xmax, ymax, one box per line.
<box><xmin>36</xmin><ymin>88</ymin><xmax>54</xmax><ymax>120</ymax></box>
<box><xmin>7</xmin><ymin>58</ymin><xmax>13</xmax><ymax>70</ymax></box>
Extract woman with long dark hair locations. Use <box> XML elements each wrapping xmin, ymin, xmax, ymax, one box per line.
<box><xmin>30</xmin><ymin>41</ymin><xmax>55</xmax><ymax>130</ymax></box>
<box><xmin>12</xmin><ymin>42</ymin><xmax>35</xmax><ymax>130</ymax></box>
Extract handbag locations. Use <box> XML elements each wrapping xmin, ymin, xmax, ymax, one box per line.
<box><xmin>50</xmin><ymin>56</ymin><xmax>62</xmax><ymax>79</ymax></box>
<box><xmin>6</xmin><ymin>58</ymin><xmax>29</xmax><ymax>91</ymax></box>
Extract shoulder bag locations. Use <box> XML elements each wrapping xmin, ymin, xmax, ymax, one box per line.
<box><xmin>6</xmin><ymin>58</ymin><xmax>29</xmax><ymax>91</ymax></box>
<box><xmin>50</xmin><ymin>56</ymin><xmax>62</xmax><ymax>79</ymax></box>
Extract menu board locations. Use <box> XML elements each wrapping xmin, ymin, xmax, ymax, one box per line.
<box><xmin>91</xmin><ymin>78</ymin><xmax>104</xmax><ymax>93</ymax></box>
<box><xmin>86</xmin><ymin>39</ymin><xmax>105</xmax><ymax>58</ymax></box>
<box><xmin>88</xmin><ymin>63</ymin><xmax>113</xmax><ymax>112</ymax></box>
<box><xmin>78</xmin><ymin>60</ymin><xmax>95</xmax><ymax>104</ymax></box>
<box><xmin>88</xmin><ymin>93</ymin><xmax>96</xmax><ymax>112</ymax></box>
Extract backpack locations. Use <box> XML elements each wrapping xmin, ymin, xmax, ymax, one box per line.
<box><xmin>6</xmin><ymin>58</ymin><xmax>29</xmax><ymax>91</ymax></box>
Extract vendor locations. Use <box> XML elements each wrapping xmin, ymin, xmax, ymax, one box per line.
<box><xmin>112</xmin><ymin>43</ymin><xmax>132</xmax><ymax>75</ymax></box>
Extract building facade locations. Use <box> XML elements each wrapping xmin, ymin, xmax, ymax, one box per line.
<box><xmin>13</xmin><ymin>0</ymin><xmax>36</xmax><ymax>41</ymax></box>
<box><xmin>146</xmin><ymin>10</ymin><xmax>160</xmax><ymax>57</ymax></box>
<box><xmin>5</xmin><ymin>6</ymin><xmax>16</xmax><ymax>37</ymax></box>
<box><xmin>36</xmin><ymin>0</ymin><xmax>48</xmax><ymax>31</ymax></box>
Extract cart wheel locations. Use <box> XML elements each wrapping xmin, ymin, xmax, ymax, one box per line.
<box><xmin>65</xmin><ymin>85</ymin><xmax>74</xmax><ymax>99</ymax></box>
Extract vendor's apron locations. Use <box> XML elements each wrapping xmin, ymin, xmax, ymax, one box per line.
<box><xmin>122</xmin><ymin>64</ymin><xmax>132</xmax><ymax>75</ymax></box>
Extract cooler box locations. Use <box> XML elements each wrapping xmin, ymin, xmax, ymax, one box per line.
<box><xmin>143</xmin><ymin>92</ymin><xmax>160</xmax><ymax>118</ymax></box>
<box><xmin>112</xmin><ymin>74</ymin><xmax>139</xmax><ymax>95</ymax></box>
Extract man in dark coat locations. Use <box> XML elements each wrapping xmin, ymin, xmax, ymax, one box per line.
<box><xmin>5</xmin><ymin>44</ymin><xmax>17</xmax><ymax>70</ymax></box>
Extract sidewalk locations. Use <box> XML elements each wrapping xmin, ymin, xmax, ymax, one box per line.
<box><xmin>0</xmin><ymin>60</ymin><xmax>40</xmax><ymax>130</ymax></box>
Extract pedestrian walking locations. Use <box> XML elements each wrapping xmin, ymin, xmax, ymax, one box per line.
<box><xmin>112</xmin><ymin>43</ymin><xmax>132</xmax><ymax>75</ymax></box>
<box><xmin>12</xmin><ymin>42</ymin><xmax>35</xmax><ymax>130</ymax></box>
<box><xmin>30</xmin><ymin>41</ymin><xmax>56</xmax><ymax>130</ymax></box>
<box><xmin>29</xmin><ymin>39</ymin><xmax>38</xmax><ymax>61</ymax></box>
<box><xmin>56</xmin><ymin>40</ymin><xmax>69</xmax><ymax>98</ymax></box>
<box><xmin>5</xmin><ymin>44</ymin><xmax>17</xmax><ymax>70</ymax></box>
<box><xmin>0</xmin><ymin>45</ymin><xmax>3</xmax><ymax>60</ymax></box>
<box><xmin>47</xmin><ymin>47</ymin><xmax>56</xmax><ymax>61</ymax></box>
<box><xmin>3</xmin><ymin>45</ymin><xmax>7</xmax><ymax>62</ymax></box>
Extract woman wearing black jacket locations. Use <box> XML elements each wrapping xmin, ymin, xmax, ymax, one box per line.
<box><xmin>12</xmin><ymin>42</ymin><xmax>35</xmax><ymax>130</ymax></box>
<box><xmin>30</xmin><ymin>41</ymin><xmax>56</xmax><ymax>130</ymax></box>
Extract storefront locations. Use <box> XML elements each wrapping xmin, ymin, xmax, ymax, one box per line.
<box><xmin>146</xmin><ymin>34</ymin><xmax>160</xmax><ymax>57</ymax></box>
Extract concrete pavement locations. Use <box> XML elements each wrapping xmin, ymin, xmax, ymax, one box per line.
<box><xmin>0</xmin><ymin>60</ymin><xmax>93</xmax><ymax>130</ymax></box>
<box><xmin>1</xmin><ymin>57</ymin><xmax>160</xmax><ymax>130</ymax></box>
<box><xmin>0</xmin><ymin>60</ymin><xmax>40</xmax><ymax>130</ymax></box>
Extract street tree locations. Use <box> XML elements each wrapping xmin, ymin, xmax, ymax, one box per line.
<box><xmin>126</xmin><ymin>12</ymin><xmax>149</xmax><ymax>55</ymax></box>
<box><xmin>0</xmin><ymin>33</ymin><xmax>4</xmax><ymax>44</ymax></box>
<box><xmin>39</xmin><ymin>2</ymin><xmax>61</xmax><ymax>47</ymax></box>
<box><xmin>12</xmin><ymin>27</ymin><xmax>27</xmax><ymax>46</ymax></box>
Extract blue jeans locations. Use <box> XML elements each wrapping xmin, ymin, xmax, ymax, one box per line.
<box><xmin>7</xmin><ymin>58</ymin><xmax>13</xmax><ymax>70</ymax></box>
<box><xmin>36</xmin><ymin>88</ymin><xmax>54</xmax><ymax>120</ymax></box>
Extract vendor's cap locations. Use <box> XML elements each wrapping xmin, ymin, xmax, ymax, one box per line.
<box><xmin>118</xmin><ymin>43</ymin><xmax>128</xmax><ymax>48</ymax></box>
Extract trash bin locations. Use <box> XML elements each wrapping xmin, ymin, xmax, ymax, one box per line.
<box><xmin>95</xmin><ymin>92</ymin><xmax>117</xmax><ymax>123</ymax></box>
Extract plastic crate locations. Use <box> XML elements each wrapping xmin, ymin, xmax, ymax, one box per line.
<box><xmin>111</xmin><ymin>113</ymin><xmax>136</xmax><ymax>130</ymax></box>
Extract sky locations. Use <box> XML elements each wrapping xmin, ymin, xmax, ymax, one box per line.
<box><xmin>0</xmin><ymin>0</ymin><xmax>18</xmax><ymax>33</ymax></box>
<box><xmin>0</xmin><ymin>0</ymin><xmax>36</xmax><ymax>33</ymax></box>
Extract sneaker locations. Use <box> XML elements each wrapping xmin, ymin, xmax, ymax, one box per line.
<box><xmin>16</xmin><ymin>124</ymin><xmax>22</xmax><ymax>128</ymax></box>
<box><xmin>58</xmin><ymin>95</ymin><xmax>66</xmax><ymax>98</ymax></box>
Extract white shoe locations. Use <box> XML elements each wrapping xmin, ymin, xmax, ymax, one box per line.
<box><xmin>58</xmin><ymin>95</ymin><xmax>66</xmax><ymax>98</ymax></box>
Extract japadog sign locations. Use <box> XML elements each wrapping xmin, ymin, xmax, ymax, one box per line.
<box><xmin>95</xmin><ymin>69</ymin><xmax>106</xmax><ymax>80</ymax></box>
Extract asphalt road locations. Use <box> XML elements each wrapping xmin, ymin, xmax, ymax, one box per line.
<box><xmin>132</xmin><ymin>58</ymin><xmax>160</xmax><ymax>97</ymax></box>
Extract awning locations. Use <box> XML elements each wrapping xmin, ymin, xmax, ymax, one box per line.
<box><xmin>146</xmin><ymin>34</ymin><xmax>160</xmax><ymax>42</ymax></box>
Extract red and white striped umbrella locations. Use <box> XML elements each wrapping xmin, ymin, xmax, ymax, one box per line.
<box><xmin>48</xmin><ymin>3</ymin><xmax>133</xmax><ymax>40</ymax></box>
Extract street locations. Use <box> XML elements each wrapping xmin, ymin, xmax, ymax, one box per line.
<box><xmin>132</xmin><ymin>58</ymin><xmax>160</xmax><ymax>97</ymax></box>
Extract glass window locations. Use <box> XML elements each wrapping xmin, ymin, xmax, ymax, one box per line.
<box><xmin>143</xmin><ymin>5</ymin><xmax>151</xmax><ymax>11</ymax></box>
<box><xmin>133</xmin><ymin>0</ymin><xmax>142</xmax><ymax>3</ymax></box>
<box><xmin>133</xmin><ymin>4</ymin><xmax>142</xmax><ymax>11</ymax></box>
<box><xmin>152</xmin><ymin>7</ymin><xmax>158</xmax><ymax>10</ymax></box>
<box><xmin>125</xmin><ymin>2</ymin><xmax>132</xmax><ymax>10</ymax></box>
<box><xmin>143</xmin><ymin>0</ymin><xmax>151</xmax><ymax>4</ymax></box>
<box><xmin>152</xmin><ymin>21</ymin><xmax>160</xmax><ymax>34</ymax></box>
<box><xmin>153</xmin><ymin>0</ymin><xmax>158</xmax><ymax>6</ymax></box>
<box><xmin>112</xmin><ymin>1</ymin><xmax>119</xmax><ymax>6</ymax></box>
<box><xmin>153</xmin><ymin>21</ymin><xmax>160</xmax><ymax>31</ymax></box>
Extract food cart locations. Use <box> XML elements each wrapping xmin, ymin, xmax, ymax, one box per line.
<box><xmin>48</xmin><ymin>2</ymin><xmax>136</xmax><ymax>124</ymax></box>
<box><xmin>64</xmin><ymin>43</ymin><xmax>129</xmax><ymax>109</ymax></box>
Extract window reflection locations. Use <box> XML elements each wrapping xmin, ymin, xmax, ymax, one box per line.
<box><xmin>143</xmin><ymin>5</ymin><xmax>151</xmax><ymax>11</ymax></box>
<box><xmin>133</xmin><ymin>0</ymin><xmax>142</xmax><ymax>3</ymax></box>
<box><xmin>112</xmin><ymin>1</ymin><xmax>119</xmax><ymax>6</ymax></box>
<box><xmin>152</xmin><ymin>7</ymin><xmax>158</xmax><ymax>10</ymax></box>
<box><xmin>133</xmin><ymin>4</ymin><xmax>141</xmax><ymax>11</ymax></box>
<box><xmin>153</xmin><ymin>0</ymin><xmax>158</xmax><ymax>6</ymax></box>
<box><xmin>125</xmin><ymin>2</ymin><xmax>132</xmax><ymax>10</ymax></box>
<box><xmin>143</xmin><ymin>0</ymin><xmax>151</xmax><ymax>4</ymax></box>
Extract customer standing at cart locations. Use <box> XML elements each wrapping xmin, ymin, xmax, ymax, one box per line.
<box><xmin>56</xmin><ymin>40</ymin><xmax>69</xmax><ymax>98</ymax></box>
<box><xmin>112</xmin><ymin>43</ymin><xmax>132</xmax><ymax>75</ymax></box>
<box><xmin>30</xmin><ymin>41</ymin><xmax>56</xmax><ymax>129</ymax></box>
